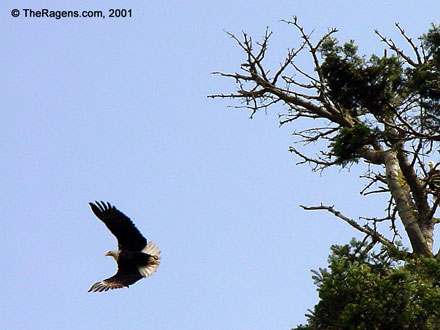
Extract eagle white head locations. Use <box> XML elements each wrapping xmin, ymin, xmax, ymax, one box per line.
<box><xmin>105</xmin><ymin>250</ymin><xmax>120</xmax><ymax>261</ymax></box>
<box><xmin>428</xmin><ymin>161</ymin><xmax>436</xmax><ymax>170</ymax></box>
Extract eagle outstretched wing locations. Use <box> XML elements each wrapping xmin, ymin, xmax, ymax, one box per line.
<box><xmin>89</xmin><ymin>201</ymin><xmax>147</xmax><ymax>251</ymax></box>
<box><xmin>88</xmin><ymin>267</ymin><xmax>143</xmax><ymax>292</ymax></box>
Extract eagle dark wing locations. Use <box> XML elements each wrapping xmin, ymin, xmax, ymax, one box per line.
<box><xmin>88</xmin><ymin>266</ymin><xmax>143</xmax><ymax>292</ymax></box>
<box><xmin>89</xmin><ymin>201</ymin><xmax>147</xmax><ymax>251</ymax></box>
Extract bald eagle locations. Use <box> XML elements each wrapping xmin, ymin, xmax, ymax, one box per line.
<box><xmin>88</xmin><ymin>201</ymin><xmax>161</xmax><ymax>292</ymax></box>
<box><xmin>427</xmin><ymin>161</ymin><xmax>440</xmax><ymax>199</ymax></box>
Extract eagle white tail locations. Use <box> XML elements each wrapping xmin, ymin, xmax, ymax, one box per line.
<box><xmin>138</xmin><ymin>242</ymin><xmax>161</xmax><ymax>278</ymax></box>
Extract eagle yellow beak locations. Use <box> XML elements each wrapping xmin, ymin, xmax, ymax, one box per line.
<box><xmin>105</xmin><ymin>251</ymin><xmax>112</xmax><ymax>257</ymax></box>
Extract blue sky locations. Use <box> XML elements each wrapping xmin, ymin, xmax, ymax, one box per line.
<box><xmin>2</xmin><ymin>1</ymin><xmax>440</xmax><ymax>329</ymax></box>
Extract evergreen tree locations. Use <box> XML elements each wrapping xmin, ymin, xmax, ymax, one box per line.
<box><xmin>211</xmin><ymin>18</ymin><xmax>440</xmax><ymax>328</ymax></box>
<box><xmin>293</xmin><ymin>239</ymin><xmax>440</xmax><ymax>329</ymax></box>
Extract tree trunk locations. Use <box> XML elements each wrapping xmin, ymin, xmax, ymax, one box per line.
<box><xmin>384</xmin><ymin>151</ymin><xmax>433</xmax><ymax>256</ymax></box>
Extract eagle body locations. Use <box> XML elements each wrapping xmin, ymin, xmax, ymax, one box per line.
<box><xmin>88</xmin><ymin>201</ymin><xmax>161</xmax><ymax>293</ymax></box>
<box><xmin>118</xmin><ymin>249</ymin><xmax>152</xmax><ymax>265</ymax></box>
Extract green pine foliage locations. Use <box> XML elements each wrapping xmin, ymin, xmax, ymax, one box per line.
<box><xmin>331</xmin><ymin>124</ymin><xmax>374</xmax><ymax>165</ymax></box>
<box><xmin>319</xmin><ymin>26</ymin><xmax>440</xmax><ymax>165</ymax></box>
<box><xmin>319</xmin><ymin>39</ymin><xmax>404</xmax><ymax>117</ymax></box>
<box><xmin>407</xmin><ymin>24</ymin><xmax>440</xmax><ymax>130</ymax></box>
<box><xmin>293</xmin><ymin>239</ymin><xmax>440</xmax><ymax>329</ymax></box>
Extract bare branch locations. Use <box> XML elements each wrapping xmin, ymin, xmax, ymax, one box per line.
<box><xmin>288</xmin><ymin>146</ymin><xmax>337</xmax><ymax>171</ymax></box>
<box><xmin>375</xmin><ymin>29</ymin><xmax>419</xmax><ymax>67</ymax></box>
<box><xmin>300</xmin><ymin>204</ymin><xmax>396</xmax><ymax>250</ymax></box>
<box><xmin>395</xmin><ymin>22</ymin><xmax>423</xmax><ymax>64</ymax></box>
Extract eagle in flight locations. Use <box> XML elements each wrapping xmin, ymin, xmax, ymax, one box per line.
<box><xmin>88</xmin><ymin>201</ymin><xmax>161</xmax><ymax>292</ymax></box>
